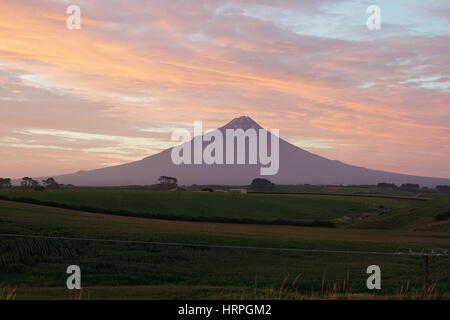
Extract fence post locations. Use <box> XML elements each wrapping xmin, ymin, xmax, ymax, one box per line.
<box><xmin>421</xmin><ymin>255</ymin><xmax>429</xmax><ymax>299</ymax></box>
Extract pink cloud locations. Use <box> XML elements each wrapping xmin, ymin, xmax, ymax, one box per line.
<box><xmin>0</xmin><ymin>0</ymin><xmax>449</xmax><ymax>179</ymax></box>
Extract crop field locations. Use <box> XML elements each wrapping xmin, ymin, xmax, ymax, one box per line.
<box><xmin>0</xmin><ymin>195</ymin><xmax>449</xmax><ymax>300</ymax></box>
<box><xmin>0</xmin><ymin>189</ymin><xmax>420</xmax><ymax>224</ymax></box>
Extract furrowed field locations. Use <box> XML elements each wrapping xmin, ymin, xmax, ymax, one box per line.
<box><xmin>0</xmin><ymin>189</ymin><xmax>449</xmax><ymax>299</ymax></box>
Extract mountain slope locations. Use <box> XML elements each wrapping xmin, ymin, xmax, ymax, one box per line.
<box><xmin>49</xmin><ymin>116</ymin><xmax>450</xmax><ymax>187</ymax></box>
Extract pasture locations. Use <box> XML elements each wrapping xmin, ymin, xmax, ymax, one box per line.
<box><xmin>0</xmin><ymin>189</ymin><xmax>419</xmax><ymax>224</ymax></box>
<box><xmin>0</xmin><ymin>198</ymin><xmax>449</xmax><ymax>299</ymax></box>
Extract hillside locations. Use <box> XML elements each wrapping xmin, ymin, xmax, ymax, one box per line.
<box><xmin>351</xmin><ymin>197</ymin><xmax>450</xmax><ymax>231</ymax></box>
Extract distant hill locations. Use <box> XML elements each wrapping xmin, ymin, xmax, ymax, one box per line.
<box><xmin>35</xmin><ymin>116</ymin><xmax>450</xmax><ymax>187</ymax></box>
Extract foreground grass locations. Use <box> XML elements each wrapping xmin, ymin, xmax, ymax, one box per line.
<box><xmin>0</xmin><ymin>200</ymin><xmax>449</xmax><ymax>299</ymax></box>
<box><xmin>4</xmin><ymin>284</ymin><xmax>449</xmax><ymax>300</ymax></box>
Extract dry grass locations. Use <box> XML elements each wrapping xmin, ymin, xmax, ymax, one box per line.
<box><xmin>69</xmin><ymin>289</ymin><xmax>89</xmax><ymax>300</ymax></box>
<box><xmin>230</xmin><ymin>275</ymin><xmax>448</xmax><ymax>300</ymax></box>
<box><xmin>2</xmin><ymin>283</ymin><xmax>448</xmax><ymax>300</ymax></box>
<box><xmin>0</xmin><ymin>287</ymin><xmax>90</xmax><ymax>300</ymax></box>
<box><xmin>0</xmin><ymin>287</ymin><xmax>17</xmax><ymax>300</ymax></box>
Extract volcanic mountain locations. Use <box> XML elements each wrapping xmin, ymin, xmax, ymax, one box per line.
<box><xmin>50</xmin><ymin>116</ymin><xmax>450</xmax><ymax>187</ymax></box>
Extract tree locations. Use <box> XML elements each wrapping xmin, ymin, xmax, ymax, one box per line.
<box><xmin>0</xmin><ymin>178</ymin><xmax>12</xmax><ymax>188</ymax></box>
<box><xmin>377</xmin><ymin>182</ymin><xmax>397</xmax><ymax>188</ymax></box>
<box><xmin>436</xmin><ymin>185</ymin><xmax>450</xmax><ymax>193</ymax></box>
<box><xmin>250</xmin><ymin>178</ymin><xmax>275</xmax><ymax>192</ymax></box>
<box><xmin>21</xmin><ymin>177</ymin><xmax>31</xmax><ymax>188</ymax></box>
<box><xmin>21</xmin><ymin>177</ymin><xmax>39</xmax><ymax>189</ymax></box>
<box><xmin>30</xmin><ymin>179</ymin><xmax>39</xmax><ymax>189</ymax></box>
<box><xmin>400</xmin><ymin>184</ymin><xmax>420</xmax><ymax>190</ymax></box>
<box><xmin>158</xmin><ymin>176</ymin><xmax>178</xmax><ymax>189</ymax></box>
<box><xmin>42</xmin><ymin>177</ymin><xmax>60</xmax><ymax>189</ymax></box>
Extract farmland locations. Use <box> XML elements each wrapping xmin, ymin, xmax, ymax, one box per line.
<box><xmin>0</xmin><ymin>189</ymin><xmax>420</xmax><ymax>224</ymax></box>
<box><xmin>0</xmin><ymin>190</ymin><xmax>449</xmax><ymax>299</ymax></box>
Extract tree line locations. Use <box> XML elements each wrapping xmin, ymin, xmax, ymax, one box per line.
<box><xmin>0</xmin><ymin>177</ymin><xmax>61</xmax><ymax>189</ymax></box>
<box><xmin>1</xmin><ymin>175</ymin><xmax>450</xmax><ymax>193</ymax></box>
<box><xmin>0</xmin><ymin>178</ymin><xmax>12</xmax><ymax>188</ymax></box>
<box><xmin>377</xmin><ymin>182</ymin><xmax>450</xmax><ymax>193</ymax></box>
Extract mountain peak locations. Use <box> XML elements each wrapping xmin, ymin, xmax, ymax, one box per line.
<box><xmin>221</xmin><ymin>116</ymin><xmax>263</xmax><ymax>130</ymax></box>
<box><xmin>48</xmin><ymin>114</ymin><xmax>450</xmax><ymax>187</ymax></box>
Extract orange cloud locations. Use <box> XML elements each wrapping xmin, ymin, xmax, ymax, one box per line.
<box><xmin>0</xmin><ymin>0</ymin><xmax>449</xmax><ymax>178</ymax></box>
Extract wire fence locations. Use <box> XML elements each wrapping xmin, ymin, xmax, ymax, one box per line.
<box><xmin>1</xmin><ymin>233</ymin><xmax>449</xmax><ymax>257</ymax></box>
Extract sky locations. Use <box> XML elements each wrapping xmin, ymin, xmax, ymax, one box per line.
<box><xmin>0</xmin><ymin>0</ymin><xmax>449</xmax><ymax>179</ymax></box>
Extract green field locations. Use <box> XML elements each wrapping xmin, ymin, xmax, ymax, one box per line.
<box><xmin>0</xmin><ymin>189</ymin><xmax>420</xmax><ymax>224</ymax></box>
<box><xmin>352</xmin><ymin>197</ymin><xmax>450</xmax><ymax>230</ymax></box>
<box><xmin>0</xmin><ymin>191</ymin><xmax>449</xmax><ymax>300</ymax></box>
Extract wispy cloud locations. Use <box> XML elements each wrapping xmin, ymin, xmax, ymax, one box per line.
<box><xmin>0</xmin><ymin>0</ymin><xmax>449</xmax><ymax>178</ymax></box>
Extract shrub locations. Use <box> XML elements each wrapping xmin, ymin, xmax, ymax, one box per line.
<box><xmin>435</xmin><ymin>211</ymin><xmax>450</xmax><ymax>221</ymax></box>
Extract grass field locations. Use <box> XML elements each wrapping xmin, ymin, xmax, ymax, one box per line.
<box><xmin>0</xmin><ymin>197</ymin><xmax>449</xmax><ymax>300</ymax></box>
<box><xmin>0</xmin><ymin>189</ymin><xmax>420</xmax><ymax>223</ymax></box>
<box><xmin>351</xmin><ymin>197</ymin><xmax>450</xmax><ymax>230</ymax></box>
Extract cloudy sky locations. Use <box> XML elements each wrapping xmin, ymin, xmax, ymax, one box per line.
<box><xmin>1</xmin><ymin>0</ymin><xmax>449</xmax><ymax>179</ymax></box>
